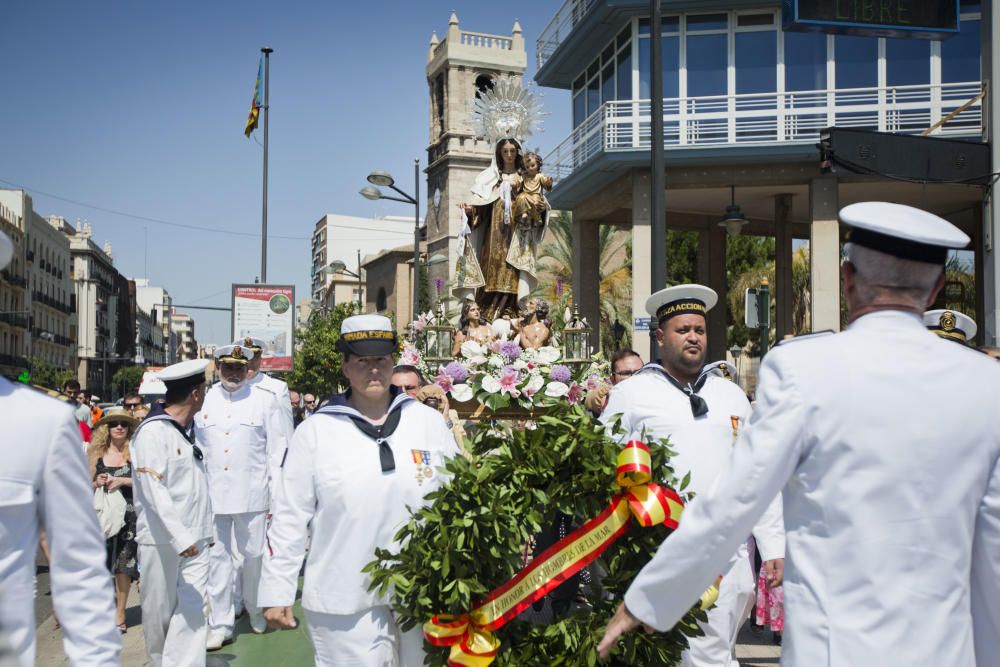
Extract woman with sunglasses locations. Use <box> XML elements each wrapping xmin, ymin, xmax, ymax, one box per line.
<box><xmin>89</xmin><ymin>407</ymin><xmax>140</xmax><ymax>633</ymax></box>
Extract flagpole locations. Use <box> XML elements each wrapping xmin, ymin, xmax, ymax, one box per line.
<box><xmin>260</xmin><ymin>47</ymin><xmax>273</xmax><ymax>283</ymax></box>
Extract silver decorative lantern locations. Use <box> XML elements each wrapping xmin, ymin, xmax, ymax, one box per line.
<box><xmin>422</xmin><ymin>303</ymin><xmax>454</xmax><ymax>364</ymax></box>
<box><xmin>562</xmin><ymin>305</ymin><xmax>592</xmax><ymax>364</ymax></box>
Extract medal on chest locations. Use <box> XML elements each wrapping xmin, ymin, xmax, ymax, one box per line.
<box><xmin>730</xmin><ymin>415</ymin><xmax>740</xmax><ymax>444</ymax></box>
<box><xmin>411</xmin><ymin>449</ymin><xmax>434</xmax><ymax>485</ymax></box>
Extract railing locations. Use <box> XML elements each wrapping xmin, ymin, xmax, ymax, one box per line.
<box><xmin>544</xmin><ymin>81</ymin><xmax>983</xmax><ymax>183</ymax></box>
<box><xmin>459</xmin><ymin>30</ymin><xmax>512</xmax><ymax>50</ymax></box>
<box><xmin>537</xmin><ymin>0</ymin><xmax>599</xmax><ymax>70</ymax></box>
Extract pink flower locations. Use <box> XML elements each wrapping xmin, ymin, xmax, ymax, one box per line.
<box><xmin>586</xmin><ymin>375</ymin><xmax>600</xmax><ymax>391</ymax></box>
<box><xmin>435</xmin><ymin>373</ymin><xmax>454</xmax><ymax>393</ymax></box>
<box><xmin>489</xmin><ymin>340</ymin><xmax>501</xmax><ymax>354</ymax></box>
<box><xmin>567</xmin><ymin>381</ymin><xmax>584</xmax><ymax>405</ymax></box>
<box><xmin>499</xmin><ymin>368</ymin><xmax>520</xmax><ymax>397</ymax></box>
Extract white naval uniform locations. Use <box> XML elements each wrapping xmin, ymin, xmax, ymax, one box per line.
<box><xmin>0</xmin><ymin>378</ymin><xmax>121</xmax><ymax>666</ymax></box>
<box><xmin>132</xmin><ymin>415</ymin><xmax>214</xmax><ymax>667</ymax></box>
<box><xmin>248</xmin><ymin>371</ymin><xmax>293</xmax><ymax>433</ymax></box>
<box><xmin>621</xmin><ymin>311</ymin><xmax>1000</xmax><ymax>665</ymax></box>
<box><xmin>196</xmin><ymin>381</ymin><xmax>287</xmax><ymax>634</ymax></box>
<box><xmin>602</xmin><ymin>364</ymin><xmax>785</xmax><ymax>667</ymax></box>
<box><xmin>258</xmin><ymin>393</ymin><xmax>460</xmax><ymax>666</ymax></box>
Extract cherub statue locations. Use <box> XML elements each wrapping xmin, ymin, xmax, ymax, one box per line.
<box><xmin>512</xmin><ymin>151</ymin><xmax>552</xmax><ymax>229</ymax></box>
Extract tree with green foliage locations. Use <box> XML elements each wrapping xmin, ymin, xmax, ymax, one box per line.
<box><xmin>112</xmin><ymin>365</ymin><xmax>147</xmax><ymax>399</ymax></box>
<box><xmin>367</xmin><ymin>404</ymin><xmax>707</xmax><ymax>666</ymax></box>
<box><xmin>285</xmin><ymin>301</ymin><xmax>359</xmax><ymax>398</ymax></box>
<box><xmin>29</xmin><ymin>357</ymin><xmax>75</xmax><ymax>391</ymax></box>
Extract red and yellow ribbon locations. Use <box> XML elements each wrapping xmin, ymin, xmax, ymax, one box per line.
<box><xmin>424</xmin><ymin>440</ymin><xmax>691</xmax><ymax>666</ymax></box>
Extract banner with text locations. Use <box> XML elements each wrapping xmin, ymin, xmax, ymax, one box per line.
<box><xmin>231</xmin><ymin>284</ymin><xmax>295</xmax><ymax>372</ymax></box>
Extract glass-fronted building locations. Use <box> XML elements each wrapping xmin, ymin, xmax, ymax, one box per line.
<box><xmin>536</xmin><ymin>0</ymin><xmax>985</xmax><ymax>359</ymax></box>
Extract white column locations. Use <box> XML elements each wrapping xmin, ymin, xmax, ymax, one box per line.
<box><xmin>809</xmin><ymin>177</ymin><xmax>841</xmax><ymax>332</ymax></box>
<box><xmin>571</xmin><ymin>217</ymin><xmax>601</xmax><ymax>350</ymax></box>
<box><xmin>631</xmin><ymin>170</ymin><xmax>653</xmax><ymax>362</ymax></box>
<box><xmin>983</xmin><ymin>1</ymin><xmax>1000</xmax><ymax>345</ymax></box>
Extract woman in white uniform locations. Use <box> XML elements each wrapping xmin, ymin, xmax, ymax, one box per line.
<box><xmin>259</xmin><ymin>314</ymin><xmax>460</xmax><ymax>666</ymax></box>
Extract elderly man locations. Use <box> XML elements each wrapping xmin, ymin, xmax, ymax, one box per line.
<box><xmin>600</xmin><ymin>284</ymin><xmax>784</xmax><ymax>667</ymax></box>
<box><xmin>259</xmin><ymin>315</ymin><xmax>460</xmax><ymax>665</ymax></box>
<box><xmin>198</xmin><ymin>345</ymin><xmax>288</xmax><ymax>648</ymax></box>
<box><xmin>0</xmin><ymin>229</ymin><xmax>121</xmax><ymax>666</ymax></box>
<box><xmin>598</xmin><ymin>202</ymin><xmax>1000</xmax><ymax>666</ymax></box>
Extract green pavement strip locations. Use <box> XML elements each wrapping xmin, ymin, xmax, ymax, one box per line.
<box><xmin>209</xmin><ymin>580</ymin><xmax>313</xmax><ymax>665</ymax></box>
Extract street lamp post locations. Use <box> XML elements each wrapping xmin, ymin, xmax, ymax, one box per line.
<box><xmin>327</xmin><ymin>248</ymin><xmax>364</xmax><ymax>311</ymax></box>
<box><xmin>361</xmin><ymin>159</ymin><xmax>421</xmax><ymax>320</ymax></box>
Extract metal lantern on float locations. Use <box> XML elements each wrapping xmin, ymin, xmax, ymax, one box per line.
<box><xmin>562</xmin><ymin>305</ymin><xmax>592</xmax><ymax>364</ymax></box>
<box><xmin>422</xmin><ymin>303</ymin><xmax>454</xmax><ymax>364</ymax></box>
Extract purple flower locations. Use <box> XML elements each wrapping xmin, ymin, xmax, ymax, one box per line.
<box><xmin>549</xmin><ymin>364</ymin><xmax>571</xmax><ymax>383</ymax></box>
<box><xmin>444</xmin><ymin>361</ymin><xmax>469</xmax><ymax>383</ymax></box>
<box><xmin>434</xmin><ymin>277</ymin><xmax>443</xmax><ymax>295</ymax></box>
<box><xmin>500</xmin><ymin>340</ymin><xmax>522</xmax><ymax>360</ymax></box>
<box><xmin>435</xmin><ymin>373</ymin><xmax>454</xmax><ymax>393</ymax></box>
<box><xmin>567</xmin><ymin>381</ymin><xmax>584</xmax><ymax>405</ymax></box>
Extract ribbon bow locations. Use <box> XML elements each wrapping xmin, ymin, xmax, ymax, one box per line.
<box><xmin>423</xmin><ymin>441</ymin><xmax>688</xmax><ymax>666</ymax></box>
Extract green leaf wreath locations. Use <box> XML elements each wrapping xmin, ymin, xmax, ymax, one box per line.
<box><xmin>365</xmin><ymin>404</ymin><xmax>710</xmax><ymax>666</ymax></box>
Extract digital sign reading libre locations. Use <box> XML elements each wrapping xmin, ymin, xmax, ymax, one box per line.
<box><xmin>783</xmin><ymin>0</ymin><xmax>960</xmax><ymax>39</ymax></box>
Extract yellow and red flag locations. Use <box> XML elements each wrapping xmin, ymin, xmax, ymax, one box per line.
<box><xmin>244</xmin><ymin>56</ymin><xmax>263</xmax><ymax>137</ymax></box>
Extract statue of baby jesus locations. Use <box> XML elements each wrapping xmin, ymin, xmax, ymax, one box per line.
<box><xmin>512</xmin><ymin>151</ymin><xmax>552</xmax><ymax>229</ymax></box>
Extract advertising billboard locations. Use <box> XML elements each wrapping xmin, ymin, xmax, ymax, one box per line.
<box><xmin>231</xmin><ymin>284</ymin><xmax>295</xmax><ymax>372</ymax></box>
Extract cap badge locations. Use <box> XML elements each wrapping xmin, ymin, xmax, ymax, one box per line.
<box><xmin>243</xmin><ymin>337</ymin><xmax>254</xmax><ymax>346</ymax></box>
<box><xmin>940</xmin><ymin>311</ymin><xmax>957</xmax><ymax>332</ymax></box>
<box><xmin>232</xmin><ymin>346</ymin><xmax>244</xmax><ymax>360</ymax></box>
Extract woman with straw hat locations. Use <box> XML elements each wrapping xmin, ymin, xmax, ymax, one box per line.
<box><xmin>89</xmin><ymin>406</ymin><xmax>140</xmax><ymax>633</ymax></box>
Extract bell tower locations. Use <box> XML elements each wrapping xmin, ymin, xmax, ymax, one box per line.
<box><xmin>424</xmin><ymin>12</ymin><xmax>526</xmax><ymax>306</ymax></box>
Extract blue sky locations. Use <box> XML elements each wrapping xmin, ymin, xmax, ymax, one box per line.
<box><xmin>2</xmin><ymin>1</ymin><xmax>569</xmax><ymax>345</ymax></box>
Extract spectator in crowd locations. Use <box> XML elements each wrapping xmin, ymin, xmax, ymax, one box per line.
<box><xmin>302</xmin><ymin>393</ymin><xmax>317</xmax><ymax>418</ymax></box>
<box><xmin>89</xmin><ymin>396</ymin><xmax>104</xmax><ymax>425</ymax></box>
<box><xmin>289</xmin><ymin>389</ymin><xmax>304</xmax><ymax>427</ymax></box>
<box><xmin>391</xmin><ymin>365</ymin><xmax>425</xmax><ymax>397</ymax></box>
<box><xmin>414</xmin><ymin>384</ymin><xmax>469</xmax><ymax>458</ymax></box>
<box><xmin>584</xmin><ymin>349</ymin><xmax>643</xmax><ymax>415</ymax></box>
<box><xmin>123</xmin><ymin>393</ymin><xmax>144</xmax><ymax>415</ymax></box>
<box><xmin>88</xmin><ymin>407</ymin><xmax>141</xmax><ymax>633</ymax></box>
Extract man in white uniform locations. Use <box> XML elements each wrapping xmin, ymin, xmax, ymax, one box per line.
<box><xmin>258</xmin><ymin>315</ymin><xmax>460</xmax><ymax>666</ymax></box>
<box><xmin>198</xmin><ymin>344</ymin><xmax>287</xmax><ymax>647</ymax></box>
<box><xmin>600</xmin><ymin>284</ymin><xmax>784</xmax><ymax>667</ymax></box>
<box><xmin>924</xmin><ymin>308</ymin><xmax>977</xmax><ymax>345</ymax></box>
<box><xmin>236</xmin><ymin>336</ymin><xmax>293</xmax><ymax>429</ymax></box>
<box><xmin>0</xmin><ymin>229</ymin><xmax>121</xmax><ymax>666</ymax></box>
<box><xmin>132</xmin><ymin>359</ymin><xmax>214</xmax><ymax>667</ymax></box>
<box><xmin>598</xmin><ymin>202</ymin><xmax>1000</xmax><ymax>665</ymax></box>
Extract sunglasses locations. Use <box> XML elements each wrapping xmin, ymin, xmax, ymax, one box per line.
<box><xmin>124</xmin><ymin>403</ymin><xmax>142</xmax><ymax>409</ymax></box>
<box><xmin>108</xmin><ymin>421</ymin><xmax>130</xmax><ymax>429</ymax></box>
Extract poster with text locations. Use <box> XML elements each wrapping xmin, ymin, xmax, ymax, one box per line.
<box><xmin>231</xmin><ymin>284</ymin><xmax>295</xmax><ymax>372</ymax></box>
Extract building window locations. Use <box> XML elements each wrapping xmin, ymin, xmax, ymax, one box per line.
<box><xmin>735</xmin><ymin>13</ymin><xmax>777</xmax><ymax>96</ymax></box>
<box><xmin>475</xmin><ymin>74</ymin><xmax>494</xmax><ymax>99</ymax></box>
<box><xmin>784</xmin><ymin>31</ymin><xmax>828</xmax><ymax>92</ymax></box>
<box><xmin>434</xmin><ymin>73</ymin><xmax>446</xmax><ymax>137</ymax></box>
<box><xmin>638</xmin><ymin>17</ymin><xmax>680</xmax><ymax>100</ymax></box>
<box><xmin>942</xmin><ymin>17</ymin><xmax>981</xmax><ymax>83</ymax></box>
<box><xmin>685</xmin><ymin>14</ymin><xmax>728</xmax><ymax>98</ymax></box>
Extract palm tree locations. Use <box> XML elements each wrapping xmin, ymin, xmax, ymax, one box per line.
<box><xmin>534</xmin><ymin>212</ymin><xmax>633</xmax><ymax>356</ymax></box>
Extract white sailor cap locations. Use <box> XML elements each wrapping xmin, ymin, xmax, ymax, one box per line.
<box><xmin>840</xmin><ymin>202</ymin><xmax>969</xmax><ymax>264</ymax></box>
<box><xmin>138</xmin><ymin>371</ymin><xmax>167</xmax><ymax>396</ymax></box>
<box><xmin>0</xmin><ymin>230</ymin><xmax>12</xmax><ymax>271</ymax></box>
<box><xmin>645</xmin><ymin>284</ymin><xmax>718</xmax><ymax>324</ymax></box>
<box><xmin>234</xmin><ymin>336</ymin><xmax>266</xmax><ymax>355</ymax></box>
<box><xmin>156</xmin><ymin>358</ymin><xmax>211</xmax><ymax>391</ymax></box>
<box><xmin>215</xmin><ymin>344</ymin><xmax>252</xmax><ymax>365</ymax></box>
<box><xmin>336</xmin><ymin>314</ymin><xmax>396</xmax><ymax>357</ymax></box>
<box><xmin>924</xmin><ymin>308</ymin><xmax>977</xmax><ymax>344</ymax></box>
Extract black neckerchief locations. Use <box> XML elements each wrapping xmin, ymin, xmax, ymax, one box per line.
<box><xmin>317</xmin><ymin>387</ymin><xmax>412</xmax><ymax>473</ymax></box>
<box><xmin>638</xmin><ymin>363</ymin><xmax>710</xmax><ymax>418</ymax></box>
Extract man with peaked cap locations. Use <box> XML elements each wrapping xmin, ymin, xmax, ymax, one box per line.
<box><xmin>599</xmin><ymin>284</ymin><xmax>785</xmax><ymax>667</ymax></box>
<box><xmin>132</xmin><ymin>358</ymin><xmax>214</xmax><ymax>667</ymax></box>
<box><xmin>258</xmin><ymin>314</ymin><xmax>460</xmax><ymax>666</ymax></box>
<box><xmin>924</xmin><ymin>308</ymin><xmax>977</xmax><ymax>345</ymax></box>
<box><xmin>198</xmin><ymin>344</ymin><xmax>288</xmax><ymax>647</ymax></box>
<box><xmin>0</xmin><ymin>227</ymin><xmax>121</xmax><ymax>665</ymax></box>
<box><xmin>599</xmin><ymin>202</ymin><xmax>1000</xmax><ymax>665</ymax></box>
<box><xmin>236</xmin><ymin>335</ymin><xmax>294</xmax><ymax>428</ymax></box>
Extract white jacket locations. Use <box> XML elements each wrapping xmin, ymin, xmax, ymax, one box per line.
<box><xmin>258</xmin><ymin>394</ymin><xmax>459</xmax><ymax>614</ymax></box>
<box><xmin>248</xmin><ymin>371</ymin><xmax>293</xmax><ymax>434</ymax></box>
<box><xmin>623</xmin><ymin>311</ymin><xmax>1000</xmax><ymax>665</ymax></box>
<box><xmin>0</xmin><ymin>378</ymin><xmax>121</xmax><ymax>666</ymax></box>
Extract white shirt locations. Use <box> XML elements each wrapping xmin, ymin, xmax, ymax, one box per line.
<box><xmin>132</xmin><ymin>415</ymin><xmax>214</xmax><ymax>552</ymax></box>
<box><xmin>602</xmin><ymin>365</ymin><xmax>785</xmax><ymax>561</ymax></box>
<box><xmin>258</xmin><ymin>394</ymin><xmax>460</xmax><ymax>614</ymax></box>
<box><xmin>195</xmin><ymin>382</ymin><xmax>287</xmax><ymax>514</ymax></box>
<box><xmin>248</xmin><ymin>371</ymin><xmax>293</xmax><ymax>432</ymax></box>
<box><xmin>623</xmin><ymin>311</ymin><xmax>1000</xmax><ymax>665</ymax></box>
<box><xmin>0</xmin><ymin>378</ymin><xmax>121</xmax><ymax>666</ymax></box>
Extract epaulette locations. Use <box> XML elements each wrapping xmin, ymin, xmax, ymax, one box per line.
<box><xmin>701</xmin><ymin>360</ymin><xmax>737</xmax><ymax>382</ymax></box>
<box><xmin>775</xmin><ymin>330</ymin><xmax>835</xmax><ymax>346</ymax></box>
<box><xmin>250</xmin><ymin>383</ymin><xmax>277</xmax><ymax>396</ymax></box>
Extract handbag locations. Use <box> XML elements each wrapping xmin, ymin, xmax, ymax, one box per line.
<box><xmin>93</xmin><ymin>486</ymin><xmax>126</xmax><ymax>539</ymax></box>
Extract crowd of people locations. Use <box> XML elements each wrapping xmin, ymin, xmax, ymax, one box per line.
<box><xmin>2</xmin><ymin>201</ymin><xmax>999</xmax><ymax>667</ymax></box>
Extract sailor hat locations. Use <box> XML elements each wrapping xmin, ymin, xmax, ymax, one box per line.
<box><xmin>840</xmin><ymin>202</ymin><xmax>969</xmax><ymax>264</ymax></box>
<box><xmin>336</xmin><ymin>314</ymin><xmax>397</xmax><ymax>357</ymax></box>
<box><xmin>924</xmin><ymin>308</ymin><xmax>977</xmax><ymax>344</ymax></box>
<box><xmin>215</xmin><ymin>344</ymin><xmax>252</xmax><ymax>365</ymax></box>
<box><xmin>138</xmin><ymin>371</ymin><xmax>167</xmax><ymax>396</ymax></box>
<box><xmin>645</xmin><ymin>284</ymin><xmax>718</xmax><ymax>324</ymax></box>
<box><xmin>156</xmin><ymin>358</ymin><xmax>211</xmax><ymax>392</ymax></box>
<box><xmin>234</xmin><ymin>336</ymin><xmax>267</xmax><ymax>355</ymax></box>
<box><xmin>0</xmin><ymin>229</ymin><xmax>12</xmax><ymax>270</ymax></box>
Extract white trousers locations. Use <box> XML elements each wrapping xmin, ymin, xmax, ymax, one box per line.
<box><xmin>304</xmin><ymin>607</ymin><xmax>425</xmax><ymax>667</ymax></box>
<box><xmin>138</xmin><ymin>542</ymin><xmax>210</xmax><ymax>667</ymax></box>
<box><xmin>681</xmin><ymin>554</ymin><xmax>756</xmax><ymax>667</ymax></box>
<box><xmin>208</xmin><ymin>512</ymin><xmax>266</xmax><ymax>632</ymax></box>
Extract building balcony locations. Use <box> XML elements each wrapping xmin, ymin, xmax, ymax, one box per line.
<box><xmin>0</xmin><ymin>269</ymin><xmax>27</xmax><ymax>289</ymax></box>
<box><xmin>544</xmin><ymin>81</ymin><xmax>982</xmax><ymax>198</ymax></box>
<box><xmin>536</xmin><ymin>0</ymin><xmax>600</xmax><ymax>75</ymax></box>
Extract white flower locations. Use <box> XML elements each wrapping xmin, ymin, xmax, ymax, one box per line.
<box><xmin>467</xmin><ymin>355</ymin><xmax>487</xmax><ymax>367</ymax></box>
<box><xmin>525</xmin><ymin>374</ymin><xmax>545</xmax><ymax>394</ymax></box>
<box><xmin>488</xmin><ymin>355</ymin><xmax>505</xmax><ymax>368</ymax></box>
<box><xmin>481</xmin><ymin>375</ymin><xmax>502</xmax><ymax>394</ymax></box>
<box><xmin>512</xmin><ymin>359</ymin><xmax>528</xmax><ymax>370</ymax></box>
<box><xmin>451</xmin><ymin>384</ymin><xmax>473</xmax><ymax>402</ymax></box>
<box><xmin>544</xmin><ymin>381</ymin><xmax>569</xmax><ymax>398</ymax></box>
<box><xmin>460</xmin><ymin>340</ymin><xmax>486</xmax><ymax>359</ymax></box>
<box><xmin>536</xmin><ymin>346</ymin><xmax>561</xmax><ymax>364</ymax></box>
